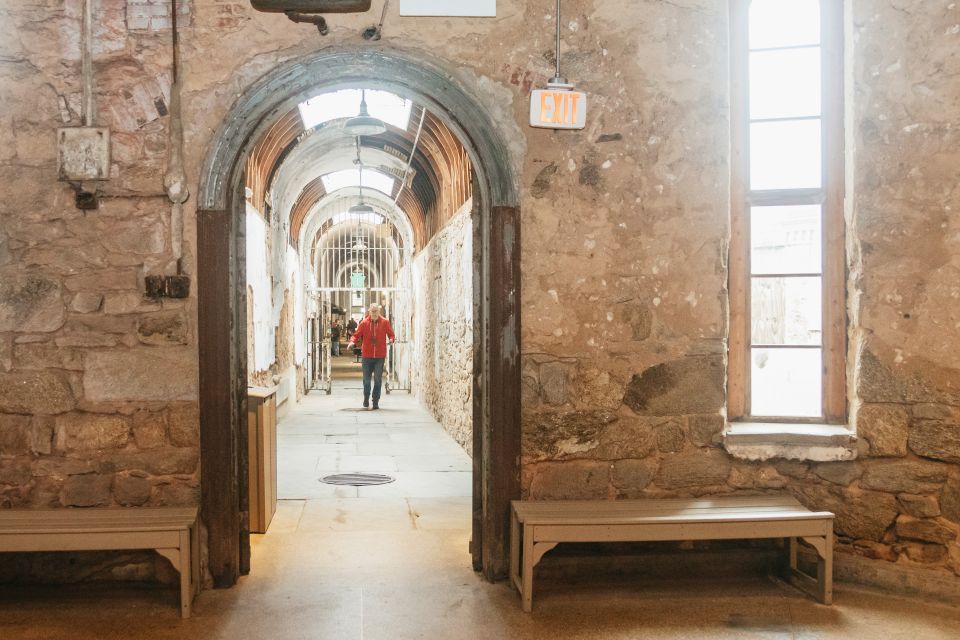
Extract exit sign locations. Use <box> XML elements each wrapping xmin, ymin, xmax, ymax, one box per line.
<box><xmin>529</xmin><ymin>89</ymin><xmax>587</xmax><ymax>130</ymax></box>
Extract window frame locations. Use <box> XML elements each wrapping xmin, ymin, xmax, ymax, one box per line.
<box><xmin>728</xmin><ymin>0</ymin><xmax>847</xmax><ymax>424</ymax></box>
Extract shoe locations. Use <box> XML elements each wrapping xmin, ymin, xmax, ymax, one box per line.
<box><xmin>372</xmin><ymin>403</ymin><xmax>379</xmax><ymax>410</ymax></box>
<box><xmin>363</xmin><ymin>399</ymin><xmax>369</xmax><ymax>408</ymax></box>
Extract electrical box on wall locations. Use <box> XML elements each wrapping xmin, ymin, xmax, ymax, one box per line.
<box><xmin>399</xmin><ymin>0</ymin><xmax>495</xmax><ymax>17</ymax></box>
<box><xmin>57</xmin><ymin>127</ymin><xmax>111</xmax><ymax>181</ymax></box>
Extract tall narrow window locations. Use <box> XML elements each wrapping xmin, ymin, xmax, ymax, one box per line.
<box><xmin>729</xmin><ymin>0</ymin><xmax>846</xmax><ymax>423</ymax></box>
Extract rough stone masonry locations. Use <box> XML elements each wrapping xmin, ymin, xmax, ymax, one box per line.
<box><xmin>0</xmin><ymin>0</ymin><xmax>958</xmax><ymax>587</ymax></box>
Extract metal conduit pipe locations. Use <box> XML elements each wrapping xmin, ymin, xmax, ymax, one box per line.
<box><xmin>164</xmin><ymin>0</ymin><xmax>189</xmax><ymax>273</ymax></box>
<box><xmin>81</xmin><ymin>0</ymin><xmax>94</xmax><ymax>126</ymax></box>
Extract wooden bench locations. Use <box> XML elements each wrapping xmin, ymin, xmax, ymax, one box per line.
<box><xmin>0</xmin><ymin>507</ymin><xmax>199</xmax><ymax>618</ymax></box>
<box><xmin>510</xmin><ymin>495</ymin><xmax>834</xmax><ymax>612</ymax></box>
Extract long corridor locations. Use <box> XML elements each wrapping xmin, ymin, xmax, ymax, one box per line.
<box><xmin>277</xmin><ymin>377</ymin><xmax>472</xmax><ymax>501</ymax></box>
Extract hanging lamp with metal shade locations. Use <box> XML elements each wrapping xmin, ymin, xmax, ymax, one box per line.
<box><xmin>343</xmin><ymin>89</ymin><xmax>387</xmax><ymax>136</ymax></box>
<box><xmin>349</xmin><ymin>136</ymin><xmax>376</xmax><ymax>215</ymax></box>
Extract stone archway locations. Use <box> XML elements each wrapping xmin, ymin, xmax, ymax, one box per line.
<box><xmin>196</xmin><ymin>47</ymin><xmax>521</xmax><ymax>586</ymax></box>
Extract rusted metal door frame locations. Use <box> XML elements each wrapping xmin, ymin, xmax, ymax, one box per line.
<box><xmin>197</xmin><ymin>47</ymin><xmax>521</xmax><ymax>586</ymax></box>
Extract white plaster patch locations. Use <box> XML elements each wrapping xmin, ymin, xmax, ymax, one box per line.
<box><xmin>556</xmin><ymin>438</ymin><xmax>593</xmax><ymax>456</ymax></box>
<box><xmin>606</xmin><ymin>311</ymin><xmax>614</xmax><ymax>322</ymax></box>
<box><xmin>685</xmin><ymin>291</ymin><xmax>698</xmax><ymax>307</ymax></box>
<box><xmin>652</xmin><ymin>297</ymin><xmax>661</xmax><ymax>307</ymax></box>
<box><xmin>567</xmin><ymin>158</ymin><xmax>577</xmax><ymax>172</ymax></box>
<box><xmin>126</xmin><ymin>0</ymin><xmax>191</xmax><ymax>30</ymax></box>
<box><xmin>547</xmin><ymin>289</ymin><xmax>559</xmax><ymax>304</ymax></box>
<box><xmin>601</xmin><ymin>160</ymin><xmax>612</xmax><ymax>169</ymax></box>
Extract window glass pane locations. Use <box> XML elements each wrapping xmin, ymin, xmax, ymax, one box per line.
<box><xmin>751</xmin><ymin>205</ymin><xmax>822</xmax><ymax>275</ymax></box>
<box><xmin>750</xmin><ymin>119</ymin><xmax>821</xmax><ymax>190</ymax></box>
<box><xmin>751</xmin><ymin>348</ymin><xmax>822</xmax><ymax>417</ymax></box>
<box><xmin>750</xmin><ymin>48</ymin><xmax>821</xmax><ymax>120</ymax></box>
<box><xmin>751</xmin><ymin>277</ymin><xmax>822</xmax><ymax>345</ymax></box>
<box><xmin>321</xmin><ymin>169</ymin><xmax>395</xmax><ymax>196</ymax></box>
<box><xmin>749</xmin><ymin>0</ymin><xmax>820</xmax><ymax>50</ymax></box>
<box><xmin>299</xmin><ymin>89</ymin><xmax>412</xmax><ymax>130</ymax></box>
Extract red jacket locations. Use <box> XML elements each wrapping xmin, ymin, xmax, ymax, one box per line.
<box><xmin>350</xmin><ymin>316</ymin><xmax>395</xmax><ymax>359</ymax></box>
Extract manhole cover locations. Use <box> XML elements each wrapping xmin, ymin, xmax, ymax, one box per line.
<box><xmin>320</xmin><ymin>473</ymin><xmax>395</xmax><ymax>486</ymax></box>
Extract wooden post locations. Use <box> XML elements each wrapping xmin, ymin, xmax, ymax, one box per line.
<box><xmin>483</xmin><ymin>205</ymin><xmax>522</xmax><ymax>581</ymax></box>
<box><xmin>198</xmin><ymin>208</ymin><xmax>241</xmax><ymax>588</ymax></box>
<box><xmin>471</xmin><ymin>189</ymin><xmax>484</xmax><ymax>573</ymax></box>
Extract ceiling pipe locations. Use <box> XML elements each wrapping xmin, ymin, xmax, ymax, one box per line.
<box><xmin>250</xmin><ymin>1</ymin><xmax>373</xmax><ymax>35</ymax></box>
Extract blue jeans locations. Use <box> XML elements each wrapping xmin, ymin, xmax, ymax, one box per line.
<box><xmin>331</xmin><ymin>340</ymin><xmax>340</xmax><ymax>356</ymax></box>
<box><xmin>361</xmin><ymin>357</ymin><xmax>385</xmax><ymax>404</ymax></box>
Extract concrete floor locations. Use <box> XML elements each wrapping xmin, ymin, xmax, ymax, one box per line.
<box><xmin>2</xmin><ymin>386</ymin><xmax>960</xmax><ymax>639</ymax></box>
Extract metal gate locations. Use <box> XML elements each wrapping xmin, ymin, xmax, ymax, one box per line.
<box><xmin>307</xmin><ymin>206</ymin><xmax>412</xmax><ymax>394</ymax></box>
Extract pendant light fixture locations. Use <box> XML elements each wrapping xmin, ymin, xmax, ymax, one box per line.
<box><xmin>349</xmin><ymin>137</ymin><xmax>375</xmax><ymax>215</ymax></box>
<box><xmin>343</xmin><ymin>89</ymin><xmax>387</xmax><ymax>136</ymax></box>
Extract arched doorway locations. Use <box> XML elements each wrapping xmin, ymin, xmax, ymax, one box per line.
<box><xmin>196</xmin><ymin>47</ymin><xmax>521</xmax><ymax>587</ymax></box>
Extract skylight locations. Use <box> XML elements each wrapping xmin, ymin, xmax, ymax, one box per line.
<box><xmin>321</xmin><ymin>169</ymin><xmax>395</xmax><ymax>196</ymax></box>
<box><xmin>330</xmin><ymin>211</ymin><xmax>385</xmax><ymax>226</ymax></box>
<box><xmin>298</xmin><ymin>89</ymin><xmax>413</xmax><ymax>131</ymax></box>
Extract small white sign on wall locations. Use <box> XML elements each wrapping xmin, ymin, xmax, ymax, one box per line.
<box><xmin>399</xmin><ymin>0</ymin><xmax>495</xmax><ymax>17</ymax></box>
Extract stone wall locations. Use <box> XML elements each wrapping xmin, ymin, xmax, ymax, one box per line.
<box><xmin>0</xmin><ymin>0</ymin><xmax>197</xmax><ymax>581</ymax></box>
<box><xmin>408</xmin><ymin>203</ymin><xmax>473</xmax><ymax>450</ymax></box>
<box><xmin>0</xmin><ymin>0</ymin><xmax>958</xmax><ymax>586</ymax></box>
<box><xmin>520</xmin><ymin>0</ymin><xmax>960</xmax><ymax>577</ymax></box>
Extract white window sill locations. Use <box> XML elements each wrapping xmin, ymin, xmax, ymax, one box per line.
<box><xmin>723</xmin><ymin>422</ymin><xmax>857</xmax><ymax>462</ymax></box>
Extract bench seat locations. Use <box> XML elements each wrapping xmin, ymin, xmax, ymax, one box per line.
<box><xmin>0</xmin><ymin>507</ymin><xmax>199</xmax><ymax>618</ymax></box>
<box><xmin>510</xmin><ymin>495</ymin><xmax>834</xmax><ymax>612</ymax></box>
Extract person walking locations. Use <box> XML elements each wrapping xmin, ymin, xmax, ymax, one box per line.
<box><xmin>330</xmin><ymin>319</ymin><xmax>342</xmax><ymax>357</ymax></box>
<box><xmin>346</xmin><ymin>304</ymin><xmax>395</xmax><ymax>410</ymax></box>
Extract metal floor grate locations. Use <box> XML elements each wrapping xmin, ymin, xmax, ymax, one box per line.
<box><xmin>320</xmin><ymin>473</ymin><xmax>395</xmax><ymax>486</ymax></box>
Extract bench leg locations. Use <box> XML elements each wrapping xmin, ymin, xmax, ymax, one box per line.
<box><xmin>510</xmin><ymin>511</ymin><xmax>521</xmax><ymax>593</ymax></box>
<box><xmin>787</xmin><ymin>536</ymin><xmax>798</xmax><ymax>575</ymax></box>
<box><xmin>156</xmin><ymin>546</ymin><xmax>187</xmax><ymax>618</ymax></box>
<box><xmin>518</xmin><ymin>526</ymin><xmax>558</xmax><ymax>613</ymax></box>
<box><xmin>191</xmin><ymin>523</ymin><xmax>201</xmax><ymax>598</ymax></box>
<box><xmin>179</xmin><ymin>530</ymin><xmax>192</xmax><ymax>618</ymax></box>
<box><xmin>817</xmin><ymin>530</ymin><xmax>833</xmax><ymax>605</ymax></box>
<box><xmin>786</xmin><ymin>534</ymin><xmax>833</xmax><ymax>606</ymax></box>
<box><xmin>521</xmin><ymin>524</ymin><xmax>534</xmax><ymax>612</ymax></box>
